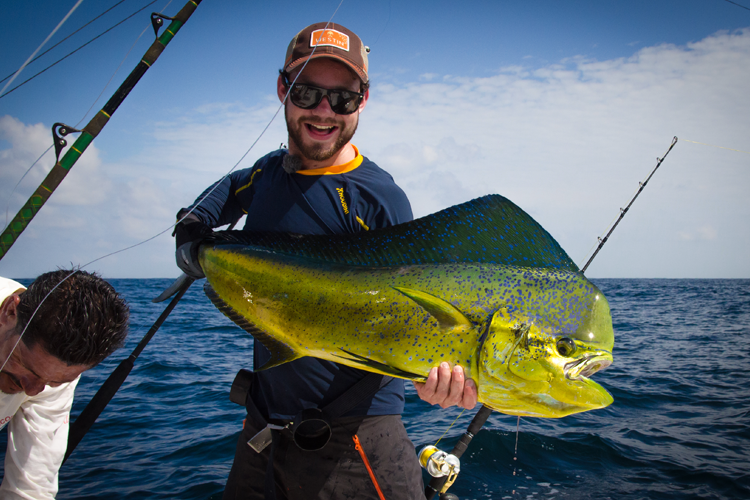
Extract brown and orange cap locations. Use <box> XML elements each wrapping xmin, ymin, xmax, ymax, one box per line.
<box><xmin>283</xmin><ymin>22</ymin><xmax>370</xmax><ymax>86</ymax></box>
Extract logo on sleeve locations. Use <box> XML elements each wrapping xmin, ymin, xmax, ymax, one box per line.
<box><xmin>336</xmin><ymin>187</ymin><xmax>350</xmax><ymax>214</ymax></box>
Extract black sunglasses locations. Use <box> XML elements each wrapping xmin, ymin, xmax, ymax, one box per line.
<box><xmin>284</xmin><ymin>77</ymin><xmax>364</xmax><ymax>115</ymax></box>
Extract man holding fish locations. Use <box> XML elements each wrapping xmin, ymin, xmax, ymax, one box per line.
<box><xmin>175</xmin><ymin>22</ymin><xmax>476</xmax><ymax>500</ymax></box>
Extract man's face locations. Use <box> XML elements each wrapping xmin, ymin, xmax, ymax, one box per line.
<box><xmin>0</xmin><ymin>294</ymin><xmax>90</xmax><ymax>396</ymax></box>
<box><xmin>278</xmin><ymin>58</ymin><xmax>367</xmax><ymax>164</ymax></box>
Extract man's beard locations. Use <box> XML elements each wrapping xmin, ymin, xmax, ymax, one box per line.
<box><xmin>285</xmin><ymin>106</ymin><xmax>359</xmax><ymax>163</ymax></box>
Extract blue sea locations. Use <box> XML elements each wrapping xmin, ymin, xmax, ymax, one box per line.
<box><xmin>3</xmin><ymin>278</ymin><xmax>749</xmax><ymax>499</ymax></box>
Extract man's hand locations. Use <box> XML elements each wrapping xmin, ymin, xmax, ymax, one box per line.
<box><xmin>413</xmin><ymin>362</ymin><xmax>478</xmax><ymax>409</ymax></box>
<box><xmin>174</xmin><ymin>215</ymin><xmax>213</xmax><ymax>279</ymax></box>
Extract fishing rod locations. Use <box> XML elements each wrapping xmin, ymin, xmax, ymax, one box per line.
<box><xmin>421</xmin><ymin>137</ymin><xmax>679</xmax><ymax>499</ymax></box>
<box><xmin>63</xmin><ymin>275</ymin><xmax>194</xmax><ymax>464</ymax></box>
<box><xmin>64</xmin><ymin>221</ymin><xmax>240</xmax><ymax>462</ymax></box>
<box><xmin>0</xmin><ymin>0</ymin><xmax>203</xmax><ymax>262</ymax></box>
<box><xmin>581</xmin><ymin>136</ymin><xmax>678</xmax><ymax>273</ymax></box>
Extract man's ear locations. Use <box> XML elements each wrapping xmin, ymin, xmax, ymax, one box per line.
<box><xmin>358</xmin><ymin>88</ymin><xmax>369</xmax><ymax>113</ymax></box>
<box><xmin>277</xmin><ymin>74</ymin><xmax>288</xmax><ymax>103</ymax></box>
<box><xmin>0</xmin><ymin>293</ymin><xmax>21</xmax><ymax>332</ymax></box>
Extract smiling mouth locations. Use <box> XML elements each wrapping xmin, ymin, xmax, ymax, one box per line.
<box><xmin>305</xmin><ymin>123</ymin><xmax>337</xmax><ymax>138</ymax></box>
<box><xmin>564</xmin><ymin>354</ymin><xmax>612</xmax><ymax>380</ymax></box>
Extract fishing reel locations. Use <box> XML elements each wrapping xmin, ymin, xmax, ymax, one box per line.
<box><xmin>419</xmin><ymin>445</ymin><xmax>461</xmax><ymax>491</ymax></box>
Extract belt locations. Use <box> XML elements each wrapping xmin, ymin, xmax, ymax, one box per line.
<box><xmin>230</xmin><ymin>368</ymin><xmax>393</xmax><ymax>452</ymax></box>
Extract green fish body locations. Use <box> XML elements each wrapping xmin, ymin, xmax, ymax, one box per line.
<box><xmin>201</xmin><ymin>195</ymin><xmax>614</xmax><ymax>418</ymax></box>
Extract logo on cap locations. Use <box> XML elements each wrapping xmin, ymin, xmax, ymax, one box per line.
<box><xmin>310</xmin><ymin>29</ymin><xmax>350</xmax><ymax>52</ymax></box>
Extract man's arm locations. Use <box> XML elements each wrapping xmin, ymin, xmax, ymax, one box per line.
<box><xmin>174</xmin><ymin>167</ymin><xmax>259</xmax><ymax>278</ymax></box>
<box><xmin>0</xmin><ymin>379</ymin><xmax>79</xmax><ymax>499</ymax></box>
<box><xmin>179</xmin><ymin>174</ymin><xmax>246</xmax><ymax>228</ymax></box>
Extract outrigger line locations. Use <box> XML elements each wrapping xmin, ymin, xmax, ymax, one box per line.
<box><xmin>0</xmin><ymin>0</ymin><xmax>203</xmax><ymax>262</ymax></box>
<box><xmin>580</xmin><ymin>136</ymin><xmax>678</xmax><ymax>273</ymax></box>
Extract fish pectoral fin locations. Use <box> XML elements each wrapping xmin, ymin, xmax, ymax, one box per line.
<box><xmin>335</xmin><ymin>349</ymin><xmax>425</xmax><ymax>381</ymax></box>
<box><xmin>203</xmin><ymin>284</ymin><xmax>299</xmax><ymax>369</ymax></box>
<box><xmin>393</xmin><ymin>286</ymin><xmax>473</xmax><ymax>333</ymax></box>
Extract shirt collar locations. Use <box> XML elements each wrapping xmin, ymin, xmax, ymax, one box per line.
<box><xmin>295</xmin><ymin>145</ymin><xmax>363</xmax><ymax>176</ymax></box>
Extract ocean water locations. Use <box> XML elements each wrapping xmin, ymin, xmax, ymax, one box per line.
<box><xmin>3</xmin><ymin>278</ymin><xmax>749</xmax><ymax>499</ymax></box>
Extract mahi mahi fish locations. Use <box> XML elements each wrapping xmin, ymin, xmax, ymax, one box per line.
<box><xmin>199</xmin><ymin>195</ymin><xmax>614</xmax><ymax>418</ymax></box>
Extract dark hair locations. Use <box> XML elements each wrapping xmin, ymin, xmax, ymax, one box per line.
<box><xmin>15</xmin><ymin>269</ymin><xmax>129</xmax><ymax>366</ymax></box>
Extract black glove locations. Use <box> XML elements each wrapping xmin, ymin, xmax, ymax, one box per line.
<box><xmin>174</xmin><ymin>216</ymin><xmax>214</xmax><ymax>279</ymax></box>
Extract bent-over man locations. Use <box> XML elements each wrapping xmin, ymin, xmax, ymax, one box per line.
<box><xmin>0</xmin><ymin>270</ymin><xmax>129</xmax><ymax>499</ymax></box>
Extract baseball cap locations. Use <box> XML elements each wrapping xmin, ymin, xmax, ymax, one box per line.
<box><xmin>283</xmin><ymin>22</ymin><xmax>370</xmax><ymax>85</ymax></box>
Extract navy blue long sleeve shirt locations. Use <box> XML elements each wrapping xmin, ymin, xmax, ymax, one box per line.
<box><xmin>183</xmin><ymin>147</ymin><xmax>413</xmax><ymax>419</ymax></box>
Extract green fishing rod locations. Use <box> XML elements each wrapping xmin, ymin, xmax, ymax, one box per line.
<box><xmin>0</xmin><ymin>0</ymin><xmax>203</xmax><ymax>261</ymax></box>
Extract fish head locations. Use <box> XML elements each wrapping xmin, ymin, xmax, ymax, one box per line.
<box><xmin>477</xmin><ymin>285</ymin><xmax>614</xmax><ymax>418</ymax></box>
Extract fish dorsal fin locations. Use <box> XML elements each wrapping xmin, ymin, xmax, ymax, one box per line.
<box><xmin>393</xmin><ymin>286</ymin><xmax>473</xmax><ymax>333</ymax></box>
<box><xmin>203</xmin><ymin>283</ymin><xmax>299</xmax><ymax>370</ymax></box>
<box><xmin>211</xmin><ymin>194</ymin><xmax>578</xmax><ymax>271</ymax></box>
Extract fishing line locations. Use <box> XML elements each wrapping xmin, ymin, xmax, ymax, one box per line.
<box><xmin>0</xmin><ymin>0</ymin><xmax>131</xmax><ymax>86</ymax></box>
<box><xmin>371</xmin><ymin>0</ymin><xmax>392</xmax><ymax>46</ymax></box>
<box><xmin>3</xmin><ymin>146</ymin><xmax>54</xmax><ymax>229</ymax></box>
<box><xmin>77</xmin><ymin>0</ymin><xmax>173</xmax><ymax>125</ymax></box>
<box><xmin>177</xmin><ymin>0</ymin><xmax>346</xmax><ymax>226</ymax></box>
<box><xmin>0</xmin><ymin>0</ymin><xmax>160</xmax><ymax>100</ymax></box>
<box><xmin>1</xmin><ymin>0</ymin><xmax>175</xmax><ymax>376</ymax></box>
<box><xmin>510</xmin><ymin>416</ymin><xmax>521</xmax><ymax>495</ymax></box>
<box><xmin>1</xmin><ymin>0</ymin><xmax>172</xmax><ymax>240</ymax></box>
<box><xmin>60</xmin><ymin>0</ymin><xmax>352</xmax><ymax>461</ymax></box>
<box><xmin>2</xmin><ymin>0</ymin><xmax>346</xmax><ymax>376</ymax></box>
<box><xmin>681</xmin><ymin>139</ymin><xmax>750</xmax><ymax>155</ymax></box>
<box><xmin>0</xmin><ymin>0</ymin><xmax>85</xmax><ymax>98</ymax></box>
<box><xmin>433</xmin><ymin>408</ymin><xmax>466</xmax><ymax>447</ymax></box>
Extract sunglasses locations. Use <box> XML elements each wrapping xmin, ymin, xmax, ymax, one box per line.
<box><xmin>285</xmin><ymin>77</ymin><xmax>364</xmax><ymax>115</ymax></box>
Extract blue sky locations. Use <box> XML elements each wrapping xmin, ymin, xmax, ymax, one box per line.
<box><xmin>1</xmin><ymin>0</ymin><xmax>749</xmax><ymax>279</ymax></box>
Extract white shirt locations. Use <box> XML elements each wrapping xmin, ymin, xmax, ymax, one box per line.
<box><xmin>0</xmin><ymin>277</ymin><xmax>79</xmax><ymax>500</ymax></box>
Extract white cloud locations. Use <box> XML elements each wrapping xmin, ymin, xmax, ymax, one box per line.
<box><xmin>0</xmin><ymin>115</ymin><xmax>111</xmax><ymax>210</ymax></box>
<box><xmin>357</xmin><ymin>28</ymin><xmax>750</xmax><ymax>277</ymax></box>
<box><xmin>679</xmin><ymin>226</ymin><xmax>718</xmax><ymax>241</ymax></box>
<box><xmin>1</xmin><ymin>29</ymin><xmax>749</xmax><ymax>279</ymax></box>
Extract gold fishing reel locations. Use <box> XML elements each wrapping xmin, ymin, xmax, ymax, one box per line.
<box><xmin>419</xmin><ymin>445</ymin><xmax>461</xmax><ymax>493</ymax></box>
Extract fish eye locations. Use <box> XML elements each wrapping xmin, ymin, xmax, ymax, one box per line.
<box><xmin>556</xmin><ymin>337</ymin><xmax>576</xmax><ymax>357</ymax></box>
